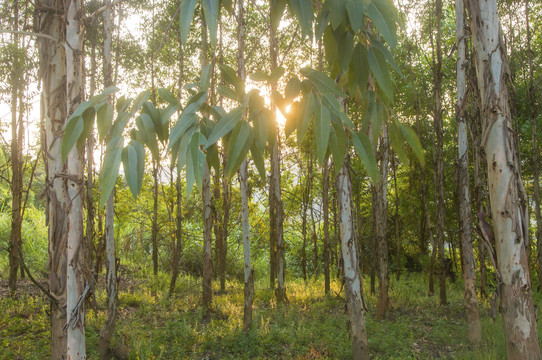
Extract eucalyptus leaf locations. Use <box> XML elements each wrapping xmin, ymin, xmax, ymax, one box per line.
<box><xmin>179</xmin><ymin>0</ymin><xmax>198</xmax><ymax>46</ymax></box>
<box><xmin>61</xmin><ymin>116</ymin><xmax>84</xmax><ymax>163</ymax></box>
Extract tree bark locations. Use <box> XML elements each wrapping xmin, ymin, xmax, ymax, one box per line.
<box><xmin>376</xmin><ymin>126</ymin><xmax>390</xmax><ymax>320</ymax></box>
<box><xmin>434</xmin><ymin>0</ymin><xmax>447</xmax><ymax>306</ymax></box>
<box><xmin>8</xmin><ymin>0</ymin><xmax>22</xmax><ymax>297</ymax></box>
<box><xmin>152</xmin><ymin>160</ymin><xmax>159</xmax><ymax>276</ymax></box>
<box><xmin>40</xmin><ymin>2</ymin><xmax>68</xmax><ymax>356</ymax></box>
<box><xmin>336</xmin><ymin>153</ymin><xmax>369</xmax><ymax>360</ymax></box>
<box><xmin>525</xmin><ymin>0</ymin><xmax>542</xmax><ymax>292</ymax></box>
<box><xmin>392</xmin><ymin>154</ymin><xmax>401</xmax><ymax>281</ymax></box>
<box><xmin>323</xmin><ymin>158</ymin><xmax>331</xmax><ymax>294</ymax></box>
<box><xmin>65</xmin><ymin>1</ymin><xmax>86</xmax><ymax>358</ymax></box>
<box><xmin>455</xmin><ymin>0</ymin><xmax>481</xmax><ymax>345</ymax></box>
<box><xmin>468</xmin><ymin>1</ymin><xmax>542</xmax><ymax>357</ymax></box>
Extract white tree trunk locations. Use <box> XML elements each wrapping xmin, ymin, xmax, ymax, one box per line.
<box><xmin>336</xmin><ymin>154</ymin><xmax>369</xmax><ymax>360</ymax></box>
<box><xmin>65</xmin><ymin>0</ymin><xmax>86</xmax><ymax>358</ymax></box>
<box><xmin>469</xmin><ymin>1</ymin><xmax>541</xmax><ymax>358</ymax></box>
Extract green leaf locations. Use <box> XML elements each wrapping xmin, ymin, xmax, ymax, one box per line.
<box><xmin>202</xmin><ymin>0</ymin><xmax>219</xmax><ymax>47</ymax></box>
<box><xmin>218</xmin><ymin>85</ymin><xmax>240</xmax><ymax>101</ymax></box>
<box><xmin>288</xmin><ymin>0</ymin><xmax>313</xmax><ymax>39</ymax></box>
<box><xmin>334</xmin><ymin>27</ymin><xmax>354</xmax><ymax>74</ymax></box>
<box><xmin>323</xmin><ymin>27</ymin><xmax>340</xmax><ymax>78</ymax></box>
<box><xmin>388</xmin><ymin>121</ymin><xmax>408</xmax><ymax>165</ymax></box>
<box><xmin>220</xmin><ymin>0</ymin><xmax>233</xmax><ymax>13</ymax></box>
<box><xmin>77</xmin><ymin>108</ymin><xmax>96</xmax><ymax>152</ymax></box>
<box><xmin>250</xmin><ymin>71</ymin><xmax>269</xmax><ymax>82</ymax></box>
<box><xmin>285</xmin><ymin>76</ymin><xmax>302</xmax><ymax>100</ymax></box>
<box><xmin>315</xmin><ymin>8</ymin><xmax>331</xmax><ymax>39</ymax></box>
<box><xmin>122</xmin><ymin>143</ymin><xmax>139</xmax><ymax>197</ymax></box>
<box><xmin>225</xmin><ymin>121</ymin><xmax>253</xmax><ymax>177</ymax></box>
<box><xmin>177</xmin><ymin>126</ymin><xmax>197</xmax><ymax>171</ymax></box>
<box><xmin>158</xmin><ymin>88</ymin><xmax>181</xmax><ymax>107</ymax></box>
<box><xmin>220</xmin><ymin>64</ymin><xmax>244</xmax><ymax>95</ymax></box>
<box><xmin>345</xmin><ymin>0</ymin><xmax>365</xmax><ymax>32</ymax></box>
<box><xmin>271</xmin><ymin>0</ymin><xmax>287</xmax><ymax>30</ymax></box>
<box><xmin>140</xmin><ymin>113</ymin><xmax>160</xmax><ymax>160</ymax></box>
<box><xmin>169</xmin><ymin>112</ymin><xmax>198</xmax><ymax>151</ymax></box>
<box><xmin>99</xmin><ymin>136</ymin><xmax>123</xmax><ymax>207</ymax></box>
<box><xmin>314</xmin><ymin>100</ymin><xmax>331</xmax><ymax>164</ymax></box>
<box><xmin>329</xmin><ymin>123</ymin><xmax>348</xmax><ymax>173</ymax></box>
<box><xmin>179</xmin><ymin>0</ymin><xmax>198</xmax><ymax>46</ymax></box>
<box><xmin>271</xmin><ymin>90</ymin><xmax>288</xmax><ymax>117</ymax></box>
<box><xmin>329</xmin><ymin>0</ymin><xmax>346</xmax><ymax>30</ymax></box>
<box><xmin>66</xmin><ymin>100</ymin><xmax>91</xmax><ymax>123</ymax></box>
<box><xmin>61</xmin><ymin>116</ymin><xmax>84</xmax><ymax>163</ymax></box>
<box><xmin>250</xmin><ymin>141</ymin><xmax>266</xmax><ymax>181</ymax></box>
<box><xmin>349</xmin><ymin>44</ymin><xmax>369</xmax><ymax>98</ymax></box>
<box><xmin>321</xmin><ymin>93</ymin><xmax>353</xmax><ymax>129</ymax></box>
<box><xmin>368</xmin><ymin>47</ymin><xmax>393</xmax><ymax>103</ymax></box>
<box><xmin>397</xmin><ymin>119</ymin><xmax>425</xmax><ymax>166</ymax></box>
<box><xmin>297</xmin><ymin>92</ymin><xmax>315</xmax><ymax>143</ymax></box>
<box><xmin>269</xmin><ymin>67</ymin><xmax>285</xmax><ymax>83</ymax></box>
<box><xmin>301</xmin><ymin>67</ymin><xmax>346</xmax><ymax>98</ymax></box>
<box><xmin>352</xmin><ymin>131</ymin><xmax>379</xmax><ymax>183</ymax></box>
<box><xmin>200</xmin><ymin>64</ymin><xmax>212</xmax><ymax>92</ymax></box>
<box><xmin>131</xmin><ymin>91</ymin><xmax>150</xmax><ymax>114</ymax></box>
<box><xmin>97</xmin><ymin>102</ymin><xmax>113</xmax><ymax>142</ymax></box>
<box><xmin>367</xmin><ymin>1</ymin><xmax>397</xmax><ymax>51</ymax></box>
<box><xmin>205</xmin><ymin>105</ymin><xmax>245</xmax><ymax>149</ymax></box>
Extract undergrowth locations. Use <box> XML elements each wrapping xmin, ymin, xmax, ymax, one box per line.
<box><xmin>1</xmin><ymin>272</ymin><xmax>540</xmax><ymax>359</ymax></box>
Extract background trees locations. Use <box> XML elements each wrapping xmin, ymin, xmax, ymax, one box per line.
<box><xmin>1</xmin><ymin>0</ymin><xmax>542</xmax><ymax>358</ymax></box>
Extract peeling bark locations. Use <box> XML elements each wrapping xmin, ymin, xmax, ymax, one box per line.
<box><xmin>455</xmin><ymin>0</ymin><xmax>481</xmax><ymax>345</ymax></box>
<box><xmin>468</xmin><ymin>1</ymin><xmax>542</xmax><ymax>357</ymax></box>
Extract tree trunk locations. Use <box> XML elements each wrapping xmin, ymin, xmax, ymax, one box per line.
<box><xmin>336</xmin><ymin>154</ymin><xmax>369</xmax><ymax>360</ymax></box>
<box><xmin>169</xmin><ymin>176</ymin><xmax>183</xmax><ymax>296</ymax></box>
<box><xmin>455</xmin><ymin>0</ymin><xmax>481</xmax><ymax>345</ymax></box>
<box><xmin>323</xmin><ymin>158</ymin><xmax>331</xmax><ymax>294</ymax></box>
<box><xmin>434</xmin><ymin>0</ymin><xmax>447</xmax><ymax>306</ymax></box>
<box><xmin>468</xmin><ymin>1</ymin><xmax>542</xmax><ymax>357</ymax></box>
<box><xmin>376</xmin><ymin>126</ymin><xmax>390</xmax><ymax>320</ymax></box>
<box><xmin>8</xmin><ymin>0</ymin><xmax>22</xmax><ymax>297</ymax></box>
<box><xmin>525</xmin><ymin>0</ymin><xmax>542</xmax><ymax>292</ymax></box>
<box><xmin>98</xmin><ymin>2</ymin><xmax>118</xmax><ymax>357</ymax></box>
<box><xmin>301</xmin><ymin>155</ymin><xmax>308</xmax><ymax>282</ymax></box>
<box><xmin>392</xmin><ymin>154</ymin><xmax>401</xmax><ymax>281</ymax></box>
<box><xmin>152</xmin><ymin>160</ymin><xmax>159</xmax><ymax>276</ymax></box>
<box><xmin>65</xmin><ymin>1</ymin><xmax>86</xmax><ymax>358</ymax></box>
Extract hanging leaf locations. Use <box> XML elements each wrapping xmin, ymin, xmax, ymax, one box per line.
<box><xmin>345</xmin><ymin>0</ymin><xmax>365</xmax><ymax>33</ymax></box>
<box><xmin>349</xmin><ymin>44</ymin><xmax>369</xmax><ymax>98</ymax></box>
<box><xmin>177</xmin><ymin>126</ymin><xmax>197</xmax><ymax>171</ymax></box>
<box><xmin>179</xmin><ymin>0</ymin><xmax>198</xmax><ymax>46</ymax></box>
<box><xmin>77</xmin><ymin>108</ymin><xmax>96</xmax><ymax>152</ymax></box>
<box><xmin>269</xmin><ymin>66</ymin><xmax>285</xmax><ymax>83</ymax></box>
<box><xmin>271</xmin><ymin>0</ymin><xmax>287</xmax><ymax>30</ymax></box>
<box><xmin>351</xmin><ymin>131</ymin><xmax>379</xmax><ymax>183</ymax></box>
<box><xmin>250</xmin><ymin>141</ymin><xmax>266</xmax><ymax>181</ymax></box>
<box><xmin>202</xmin><ymin>0</ymin><xmax>219</xmax><ymax>47</ymax></box>
<box><xmin>271</xmin><ymin>90</ymin><xmax>288</xmax><ymax>117</ymax></box>
<box><xmin>321</xmin><ymin>93</ymin><xmax>353</xmax><ymax>129</ymax></box>
<box><xmin>285</xmin><ymin>76</ymin><xmax>302</xmax><ymax>100</ymax></box>
<box><xmin>368</xmin><ymin>47</ymin><xmax>393</xmax><ymax>103</ymax></box>
<box><xmin>334</xmin><ymin>27</ymin><xmax>355</xmax><ymax>74</ymax></box>
<box><xmin>61</xmin><ymin>116</ymin><xmax>84</xmax><ymax>163</ymax></box>
<box><xmin>218</xmin><ymin>85</ymin><xmax>240</xmax><ymax>101</ymax></box>
<box><xmin>250</xmin><ymin>71</ymin><xmax>269</xmax><ymax>82</ymax></box>
<box><xmin>205</xmin><ymin>105</ymin><xmax>245</xmax><ymax>149</ymax></box>
<box><xmin>220</xmin><ymin>64</ymin><xmax>244</xmax><ymax>95</ymax></box>
<box><xmin>396</xmin><ymin>119</ymin><xmax>425</xmax><ymax>166</ymax></box>
<box><xmin>288</xmin><ymin>0</ymin><xmax>313</xmax><ymax>39</ymax></box>
<box><xmin>388</xmin><ymin>121</ymin><xmax>408</xmax><ymax>165</ymax></box>
<box><xmin>314</xmin><ymin>100</ymin><xmax>331</xmax><ymax>164</ymax></box>
<box><xmin>225</xmin><ymin>121</ymin><xmax>253</xmax><ymax>177</ymax></box>
<box><xmin>301</xmin><ymin>67</ymin><xmax>346</xmax><ymax>98</ymax></box>
<box><xmin>329</xmin><ymin>123</ymin><xmax>348</xmax><ymax>173</ymax></box>
<box><xmin>169</xmin><ymin>112</ymin><xmax>198</xmax><ymax>150</ymax></box>
<box><xmin>97</xmin><ymin>102</ymin><xmax>113</xmax><ymax>142</ymax></box>
<box><xmin>158</xmin><ymin>88</ymin><xmax>181</xmax><ymax>107</ymax></box>
<box><xmin>329</xmin><ymin>0</ymin><xmax>346</xmax><ymax>30</ymax></box>
<box><xmin>220</xmin><ymin>0</ymin><xmax>233</xmax><ymax>13</ymax></box>
<box><xmin>99</xmin><ymin>136</ymin><xmax>123</xmax><ymax>207</ymax></box>
<box><xmin>315</xmin><ymin>8</ymin><xmax>331</xmax><ymax>39</ymax></box>
<box><xmin>122</xmin><ymin>143</ymin><xmax>139</xmax><ymax>197</ymax></box>
<box><xmin>297</xmin><ymin>92</ymin><xmax>315</xmax><ymax>143</ymax></box>
<box><xmin>367</xmin><ymin>1</ymin><xmax>397</xmax><ymax>51</ymax></box>
<box><xmin>323</xmin><ymin>27</ymin><xmax>340</xmax><ymax>78</ymax></box>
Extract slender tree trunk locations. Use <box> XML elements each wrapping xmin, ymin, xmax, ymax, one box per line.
<box><xmin>98</xmin><ymin>2</ymin><xmax>118</xmax><ymax>357</ymax></box>
<box><xmin>40</xmin><ymin>2</ymin><xmax>68</xmax><ymax>352</ymax></box>
<box><xmin>468</xmin><ymin>1</ymin><xmax>542</xmax><ymax>357</ymax></box>
<box><xmin>65</xmin><ymin>1</ymin><xmax>86</xmax><ymax>358</ymax></box>
<box><xmin>8</xmin><ymin>0</ymin><xmax>22</xmax><ymax>297</ymax></box>
<box><xmin>434</xmin><ymin>0</ymin><xmax>447</xmax><ymax>306</ymax></box>
<box><xmin>269</xmin><ymin>9</ymin><xmax>284</xmax><ymax>299</ymax></box>
<box><xmin>455</xmin><ymin>0</ymin><xmax>481</xmax><ymax>345</ymax></box>
<box><xmin>337</xmin><ymin>153</ymin><xmax>369</xmax><ymax>360</ymax></box>
<box><xmin>376</xmin><ymin>126</ymin><xmax>390</xmax><ymax>320</ymax></box>
<box><xmin>323</xmin><ymin>158</ymin><xmax>331</xmax><ymax>294</ymax></box>
<box><xmin>152</xmin><ymin>160</ymin><xmax>159</xmax><ymax>276</ymax></box>
<box><xmin>201</xmin><ymin>14</ymin><xmax>213</xmax><ymax>311</ymax></box>
<box><xmin>392</xmin><ymin>154</ymin><xmax>402</xmax><ymax>281</ymax></box>
<box><xmin>301</xmin><ymin>156</ymin><xmax>309</xmax><ymax>282</ymax></box>
<box><xmin>525</xmin><ymin>0</ymin><xmax>542</xmax><ymax>291</ymax></box>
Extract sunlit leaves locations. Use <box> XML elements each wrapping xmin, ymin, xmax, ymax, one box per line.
<box><xmin>122</xmin><ymin>140</ymin><xmax>145</xmax><ymax>198</ymax></box>
<box><xmin>100</xmin><ymin>136</ymin><xmax>123</xmax><ymax>207</ymax></box>
<box><xmin>202</xmin><ymin>0</ymin><xmax>220</xmax><ymax>47</ymax></box>
<box><xmin>288</xmin><ymin>0</ymin><xmax>313</xmax><ymax>39</ymax></box>
<box><xmin>300</xmin><ymin>68</ymin><xmax>346</xmax><ymax>98</ymax></box>
<box><xmin>205</xmin><ymin>106</ymin><xmax>245</xmax><ymax>149</ymax></box>
<box><xmin>179</xmin><ymin>0</ymin><xmax>198</xmax><ymax>46</ymax></box>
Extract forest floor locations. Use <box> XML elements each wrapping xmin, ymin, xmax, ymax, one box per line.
<box><xmin>1</xmin><ymin>271</ymin><xmax>540</xmax><ymax>359</ymax></box>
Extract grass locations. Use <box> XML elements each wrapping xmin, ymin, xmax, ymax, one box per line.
<box><xmin>1</xmin><ymin>272</ymin><xmax>540</xmax><ymax>359</ymax></box>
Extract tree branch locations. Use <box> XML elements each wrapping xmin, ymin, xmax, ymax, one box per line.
<box><xmin>0</xmin><ymin>29</ymin><xmax>58</xmax><ymax>42</ymax></box>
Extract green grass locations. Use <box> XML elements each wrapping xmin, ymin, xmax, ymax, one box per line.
<box><xmin>1</xmin><ymin>272</ymin><xmax>540</xmax><ymax>359</ymax></box>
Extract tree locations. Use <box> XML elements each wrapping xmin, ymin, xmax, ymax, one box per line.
<box><xmin>468</xmin><ymin>0</ymin><xmax>542</xmax><ymax>357</ymax></box>
<box><xmin>455</xmin><ymin>0</ymin><xmax>481</xmax><ymax>345</ymax></box>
